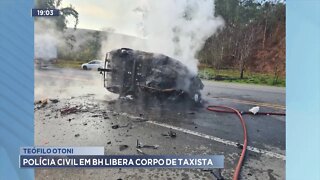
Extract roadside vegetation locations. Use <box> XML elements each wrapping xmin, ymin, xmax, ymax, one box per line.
<box><xmin>198</xmin><ymin>68</ymin><xmax>285</xmax><ymax>87</ymax></box>
<box><xmin>54</xmin><ymin>59</ymin><xmax>86</xmax><ymax>69</ymax></box>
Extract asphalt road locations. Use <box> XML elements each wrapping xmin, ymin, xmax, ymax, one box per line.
<box><xmin>34</xmin><ymin>68</ymin><xmax>285</xmax><ymax>180</ymax></box>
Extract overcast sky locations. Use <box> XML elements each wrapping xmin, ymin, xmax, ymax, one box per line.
<box><xmin>61</xmin><ymin>0</ymin><xmax>284</xmax><ymax>35</ymax></box>
<box><xmin>61</xmin><ymin>0</ymin><xmax>145</xmax><ymax>36</ymax></box>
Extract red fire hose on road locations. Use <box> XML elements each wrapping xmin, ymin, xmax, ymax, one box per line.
<box><xmin>207</xmin><ymin>105</ymin><xmax>285</xmax><ymax>180</ymax></box>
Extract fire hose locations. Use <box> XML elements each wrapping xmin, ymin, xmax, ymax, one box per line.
<box><xmin>206</xmin><ymin>105</ymin><xmax>285</xmax><ymax>180</ymax></box>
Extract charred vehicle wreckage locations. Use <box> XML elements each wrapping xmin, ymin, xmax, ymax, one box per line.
<box><xmin>99</xmin><ymin>48</ymin><xmax>204</xmax><ymax>104</ymax></box>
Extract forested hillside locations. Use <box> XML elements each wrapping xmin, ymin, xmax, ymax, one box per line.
<box><xmin>198</xmin><ymin>0</ymin><xmax>285</xmax><ymax>80</ymax></box>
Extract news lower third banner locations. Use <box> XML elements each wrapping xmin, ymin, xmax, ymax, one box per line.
<box><xmin>20</xmin><ymin>147</ymin><xmax>224</xmax><ymax>168</ymax></box>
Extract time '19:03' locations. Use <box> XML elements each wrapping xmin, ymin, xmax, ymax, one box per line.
<box><xmin>37</xmin><ymin>9</ymin><xmax>54</xmax><ymax>16</ymax></box>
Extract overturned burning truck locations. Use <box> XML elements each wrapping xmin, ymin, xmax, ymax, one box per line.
<box><xmin>99</xmin><ymin>48</ymin><xmax>204</xmax><ymax>104</ymax></box>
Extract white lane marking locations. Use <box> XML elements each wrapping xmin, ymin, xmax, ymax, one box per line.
<box><xmin>147</xmin><ymin>120</ymin><xmax>286</xmax><ymax>161</ymax></box>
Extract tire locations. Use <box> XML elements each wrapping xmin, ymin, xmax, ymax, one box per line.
<box><xmin>83</xmin><ymin>66</ymin><xmax>87</xmax><ymax>70</ymax></box>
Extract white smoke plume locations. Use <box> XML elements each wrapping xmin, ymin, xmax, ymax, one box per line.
<box><xmin>34</xmin><ymin>19</ymin><xmax>61</xmax><ymax>61</ymax></box>
<box><xmin>100</xmin><ymin>0</ymin><xmax>224</xmax><ymax>74</ymax></box>
<box><xmin>34</xmin><ymin>19</ymin><xmax>99</xmax><ymax>61</ymax></box>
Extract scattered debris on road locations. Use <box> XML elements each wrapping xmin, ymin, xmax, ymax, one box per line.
<box><xmin>34</xmin><ymin>91</ymin><xmax>285</xmax><ymax>179</ymax></box>
<box><xmin>249</xmin><ymin>106</ymin><xmax>260</xmax><ymax>115</ymax></box>
<box><xmin>136</xmin><ymin>139</ymin><xmax>159</xmax><ymax>149</ymax></box>
<box><xmin>112</xmin><ymin>124</ymin><xmax>130</xmax><ymax>129</ymax></box>
<box><xmin>119</xmin><ymin>145</ymin><xmax>129</xmax><ymax>151</ymax></box>
<box><xmin>161</xmin><ymin>130</ymin><xmax>177</xmax><ymax>138</ymax></box>
<box><xmin>35</xmin><ymin>98</ymin><xmax>48</xmax><ymax>108</ymax></box>
<box><xmin>49</xmin><ymin>99</ymin><xmax>59</xmax><ymax>103</ymax></box>
<box><xmin>61</xmin><ymin>106</ymin><xmax>79</xmax><ymax>115</ymax></box>
<box><xmin>136</xmin><ymin>148</ymin><xmax>146</xmax><ymax>155</ymax></box>
<box><xmin>112</xmin><ymin>125</ymin><xmax>119</xmax><ymax>129</ymax></box>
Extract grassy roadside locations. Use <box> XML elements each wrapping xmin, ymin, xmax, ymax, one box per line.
<box><xmin>198</xmin><ymin>68</ymin><xmax>285</xmax><ymax>87</ymax></box>
<box><xmin>54</xmin><ymin>59</ymin><xmax>87</xmax><ymax>69</ymax></box>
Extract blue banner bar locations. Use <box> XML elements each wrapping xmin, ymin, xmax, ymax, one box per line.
<box><xmin>20</xmin><ymin>155</ymin><xmax>224</xmax><ymax>169</ymax></box>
